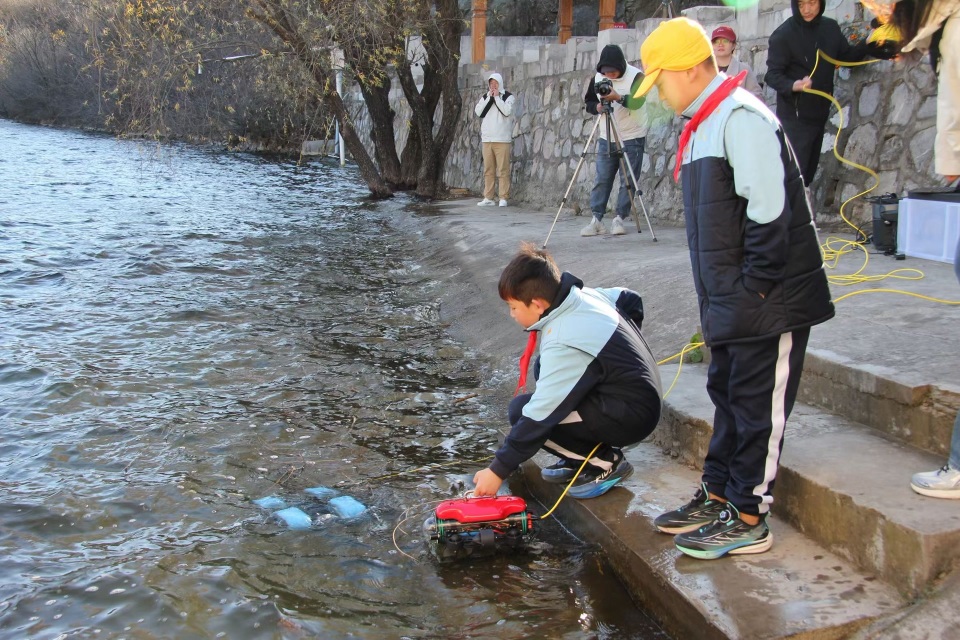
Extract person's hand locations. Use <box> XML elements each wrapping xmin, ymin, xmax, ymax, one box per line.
<box><xmin>793</xmin><ymin>77</ymin><xmax>812</xmax><ymax>92</ymax></box>
<box><xmin>601</xmin><ymin>89</ymin><xmax>621</xmax><ymax>102</ymax></box>
<box><xmin>472</xmin><ymin>468</ymin><xmax>503</xmax><ymax>497</ymax></box>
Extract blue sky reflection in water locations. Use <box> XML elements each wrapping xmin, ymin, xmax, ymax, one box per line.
<box><xmin>0</xmin><ymin>120</ymin><xmax>667</xmax><ymax>639</ymax></box>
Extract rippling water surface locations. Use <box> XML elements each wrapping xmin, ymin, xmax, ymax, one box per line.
<box><xmin>0</xmin><ymin>120</ymin><xmax>667</xmax><ymax>639</ymax></box>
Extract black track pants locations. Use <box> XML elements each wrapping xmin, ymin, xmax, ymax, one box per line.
<box><xmin>701</xmin><ymin>329</ymin><xmax>810</xmax><ymax>516</ymax></box>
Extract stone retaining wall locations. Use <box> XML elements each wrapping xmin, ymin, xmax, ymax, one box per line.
<box><xmin>346</xmin><ymin>3</ymin><xmax>940</xmax><ymax>230</ymax></box>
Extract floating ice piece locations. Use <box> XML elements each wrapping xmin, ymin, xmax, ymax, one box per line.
<box><xmin>304</xmin><ymin>486</ymin><xmax>338</xmax><ymax>500</ymax></box>
<box><xmin>329</xmin><ymin>496</ymin><xmax>367</xmax><ymax>519</ymax></box>
<box><xmin>273</xmin><ymin>507</ymin><xmax>313</xmax><ymax>529</ymax></box>
<box><xmin>253</xmin><ymin>496</ymin><xmax>288</xmax><ymax>510</ymax></box>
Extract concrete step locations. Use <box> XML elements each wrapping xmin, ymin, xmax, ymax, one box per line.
<box><xmin>799</xmin><ymin>348</ymin><xmax>960</xmax><ymax>459</ymax></box>
<box><xmin>521</xmin><ymin>443</ymin><xmax>905</xmax><ymax>640</ymax></box>
<box><xmin>655</xmin><ymin>363</ymin><xmax>960</xmax><ymax>598</ymax></box>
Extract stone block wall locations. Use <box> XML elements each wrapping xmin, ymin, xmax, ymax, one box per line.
<box><xmin>347</xmin><ymin>6</ymin><xmax>940</xmax><ymax>231</ymax></box>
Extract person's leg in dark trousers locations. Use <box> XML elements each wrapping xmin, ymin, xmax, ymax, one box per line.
<box><xmin>589</xmin><ymin>138</ymin><xmax>618</xmax><ymax>221</ymax></box>
<box><xmin>780</xmin><ymin>118</ymin><xmax>826</xmax><ymax>187</ymax></box>
<box><xmin>702</xmin><ymin>329</ymin><xmax>811</xmax><ymax>516</ymax></box>
<box><xmin>509</xmin><ymin>392</ymin><xmax>657</xmax><ymax>472</ymax></box>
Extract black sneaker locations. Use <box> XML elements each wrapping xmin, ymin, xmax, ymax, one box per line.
<box><xmin>541</xmin><ymin>458</ymin><xmax>579</xmax><ymax>484</ymax></box>
<box><xmin>653</xmin><ymin>483</ymin><xmax>726</xmax><ymax>534</ymax></box>
<box><xmin>673</xmin><ymin>504</ymin><xmax>773</xmax><ymax>560</ymax></box>
<box><xmin>567</xmin><ymin>456</ymin><xmax>634</xmax><ymax>499</ymax></box>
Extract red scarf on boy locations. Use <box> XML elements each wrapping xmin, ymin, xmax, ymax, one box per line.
<box><xmin>514</xmin><ymin>330</ymin><xmax>538</xmax><ymax>396</ymax></box>
<box><xmin>673</xmin><ymin>71</ymin><xmax>747</xmax><ymax>182</ymax></box>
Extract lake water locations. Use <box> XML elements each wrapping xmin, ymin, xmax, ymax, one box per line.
<box><xmin>0</xmin><ymin>119</ymin><xmax>667</xmax><ymax>639</ymax></box>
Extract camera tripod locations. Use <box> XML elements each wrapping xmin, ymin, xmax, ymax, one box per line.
<box><xmin>543</xmin><ymin>104</ymin><xmax>657</xmax><ymax>247</ymax></box>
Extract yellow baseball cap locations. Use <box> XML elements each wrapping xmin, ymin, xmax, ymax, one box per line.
<box><xmin>634</xmin><ymin>18</ymin><xmax>714</xmax><ymax>99</ymax></box>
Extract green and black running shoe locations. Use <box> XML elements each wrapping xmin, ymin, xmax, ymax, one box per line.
<box><xmin>673</xmin><ymin>504</ymin><xmax>773</xmax><ymax>560</ymax></box>
<box><xmin>653</xmin><ymin>483</ymin><xmax>726</xmax><ymax>534</ymax></box>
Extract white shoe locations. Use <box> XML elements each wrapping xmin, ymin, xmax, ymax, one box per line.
<box><xmin>478</xmin><ymin>198</ymin><xmax>496</xmax><ymax>206</ymax></box>
<box><xmin>580</xmin><ymin>216</ymin><xmax>607</xmax><ymax>237</ymax></box>
<box><xmin>911</xmin><ymin>465</ymin><xmax>960</xmax><ymax>498</ymax></box>
<box><xmin>499</xmin><ymin>199</ymin><xmax>508</xmax><ymax>207</ymax></box>
<box><xmin>610</xmin><ymin>217</ymin><xmax>626</xmax><ymax>235</ymax></box>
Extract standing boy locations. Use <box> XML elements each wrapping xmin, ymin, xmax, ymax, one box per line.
<box><xmin>472</xmin><ymin>243</ymin><xmax>662</xmax><ymax>500</ymax></box>
<box><xmin>632</xmin><ymin>18</ymin><xmax>834</xmax><ymax>558</ymax></box>
<box><xmin>474</xmin><ymin>72</ymin><xmax>515</xmax><ymax>207</ymax></box>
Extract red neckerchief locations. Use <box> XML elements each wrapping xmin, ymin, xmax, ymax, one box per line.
<box><xmin>673</xmin><ymin>71</ymin><xmax>747</xmax><ymax>182</ymax></box>
<box><xmin>514</xmin><ymin>330</ymin><xmax>538</xmax><ymax>396</ymax></box>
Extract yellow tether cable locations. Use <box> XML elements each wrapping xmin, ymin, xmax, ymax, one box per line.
<box><xmin>802</xmin><ymin>49</ymin><xmax>959</xmax><ymax>305</ymax></box>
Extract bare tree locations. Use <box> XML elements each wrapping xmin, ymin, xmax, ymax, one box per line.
<box><xmin>87</xmin><ymin>0</ymin><xmax>465</xmax><ymax>200</ymax></box>
<box><xmin>247</xmin><ymin>0</ymin><xmax>465</xmax><ymax>199</ymax></box>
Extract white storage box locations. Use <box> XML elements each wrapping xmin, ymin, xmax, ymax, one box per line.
<box><xmin>897</xmin><ymin>197</ymin><xmax>960</xmax><ymax>264</ymax></box>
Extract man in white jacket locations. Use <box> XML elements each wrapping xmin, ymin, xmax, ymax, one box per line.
<box><xmin>474</xmin><ymin>72</ymin><xmax>515</xmax><ymax>207</ymax></box>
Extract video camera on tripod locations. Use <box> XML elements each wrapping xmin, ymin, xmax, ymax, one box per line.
<box><xmin>595</xmin><ymin>78</ymin><xmax>615</xmax><ymax>113</ymax></box>
<box><xmin>596</xmin><ymin>77</ymin><xmax>614</xmax><ymax>97</ymax></box>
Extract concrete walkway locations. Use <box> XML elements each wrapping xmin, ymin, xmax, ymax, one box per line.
<box><xmin>396</xmin><ymin>197</ymin><xmax>960</xmax><ymax>639</ymax></box>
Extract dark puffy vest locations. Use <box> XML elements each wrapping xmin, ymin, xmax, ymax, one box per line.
<box><xmin>680</xmin><ymin>111</ymin><xmax>834</xmax><ymax>346</ymax></box>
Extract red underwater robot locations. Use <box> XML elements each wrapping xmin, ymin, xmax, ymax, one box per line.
<box><xmin>424</xmin><ymin>495</ymin><xmax>537</xmax><ymax>560</ymax></box>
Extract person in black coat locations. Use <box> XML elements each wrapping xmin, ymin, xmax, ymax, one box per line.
<box><xmin>765</xmin><ymin>0</ymin><xmax>868</xmax><ymax>187</ymax></box>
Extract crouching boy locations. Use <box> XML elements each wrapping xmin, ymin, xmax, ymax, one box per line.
<box><xmin>472</xmin><ymin>243</ymin><xmax>662</xmax><ymax>499</ymax></box>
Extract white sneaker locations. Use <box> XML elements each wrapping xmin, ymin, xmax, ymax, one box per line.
<box><xmin>478</xmin><ymin>198</ymin><xmax>496</xmax><ymax>206</ymax></box>
<box><xmin>580</xmin><ymin>216</ymin><xmax>607</xmax><ymax>237</ymax></box>
<box><xmin>911</xmin><ymin>465</ymin><xmax>960</xmax><ymax>498</ymax></box>
<box><xmin>610</xmin><ymin>217</ymin><xmax>626</xmax><ymax>235</ymax></box>
<box><xmin>499</xmin><ymin>199</ymin><xmax>508</xmax><ymax>207</ymax></box>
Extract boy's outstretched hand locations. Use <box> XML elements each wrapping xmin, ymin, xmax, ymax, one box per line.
<box><xmin>472</xmin><ymin>468</ymin><xmax>503</xmax><ymax>497</ymax></box>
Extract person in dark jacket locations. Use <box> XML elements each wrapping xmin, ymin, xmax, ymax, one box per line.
<box><xmin>634</xmin><ymin>18</ymin><xmax>834</xmax><ymax>559</ymax></box>
<box><xmin>765</xmin><ymin>0</ymin><xmax>867</xmax><ymax>187</ymax></box>
<box><xmin>472</xmin><ymin>243</ymin><xmax>662</xmax><ymax>500</ymax></box>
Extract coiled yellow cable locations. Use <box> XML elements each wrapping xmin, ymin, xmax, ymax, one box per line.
<box><xmin>803</xmin><ymin>49</ymin><xmax>959</xmax><ymax>305</ymax></box>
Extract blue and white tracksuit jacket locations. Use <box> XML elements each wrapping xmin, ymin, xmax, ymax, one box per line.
<box><xmin>488</xmin><ymin>273</ymin><xmax>662</xmax><ymax>479</ymax></box>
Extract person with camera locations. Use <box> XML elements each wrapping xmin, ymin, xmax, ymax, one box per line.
<box><xmin>474</xmin><ymin>72</ymin><xmax>515</xmax><ymax>207</ymax></box>
<box><xmin>581</xmin><ymin>45</ymin><xmax>649</xmax><ymax>237</ymax></box>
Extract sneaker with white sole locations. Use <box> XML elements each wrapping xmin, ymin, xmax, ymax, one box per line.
<box><xmin>911</xmin><ymin>465</ymin><xmax>960</xmax><ymax>498</ymax></box>
<box><xmin>498</xmin><ymin>199</ymin><xmax>508</xmax><ymax>207</ymax></box>
<box><xmin>610</xmin><ymin>216</ymin><xmax>626</xmax><ymax>235</ymax></box>
<box><xmin>580</xmin><ymin>216</ymin><xmax>607</xmax><ymax>237</ymax></box>
<box><xmin>478</xmin><ymin>198</ymin><xmax>496</xmax><ymax>206</ymax></box>
<box><xmin>673</xmin><ymin>504</ymin><xmax>773</xmax><ymax>560</ymax></box>
<box><xmin>653</xmin><ymin>483</ymin><xmax>726</xmax><ymax>534</ymax></box>
<box><xmin>567</xmin><ymin>455</ymin><xmax>633</xmax><ymax>499</ymax></box>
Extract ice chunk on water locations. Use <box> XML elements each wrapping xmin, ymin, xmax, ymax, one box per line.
<box><xmin>304</xmin><ymin>486</ymin><xmax>338</xmax><ymax>500</ymax></box>
<box><xmin>252</xmin><ymin>496</ymin><xmax>287</xmax><ymax>510</ymax></box>
<box><xmin>329</xmin><ymin>496</ymin><xmax>367</xmax><ymax>519</ymax></box>
<box><xmin>273</xmin><ymin>507</ymin><xmax>313</xmax><ymax>529</ymax></box>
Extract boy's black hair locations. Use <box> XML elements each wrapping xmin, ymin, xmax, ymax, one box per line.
<box><xmin>498</xmin><ymin>242</ymin><xmax>561</xmax><ymax>304</ymax></box>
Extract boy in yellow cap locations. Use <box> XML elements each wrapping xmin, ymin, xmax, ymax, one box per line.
<box><xmin>633</xmin><ymin>18</ymin><xmax>834</xmax><ymax>559</ymax></box>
